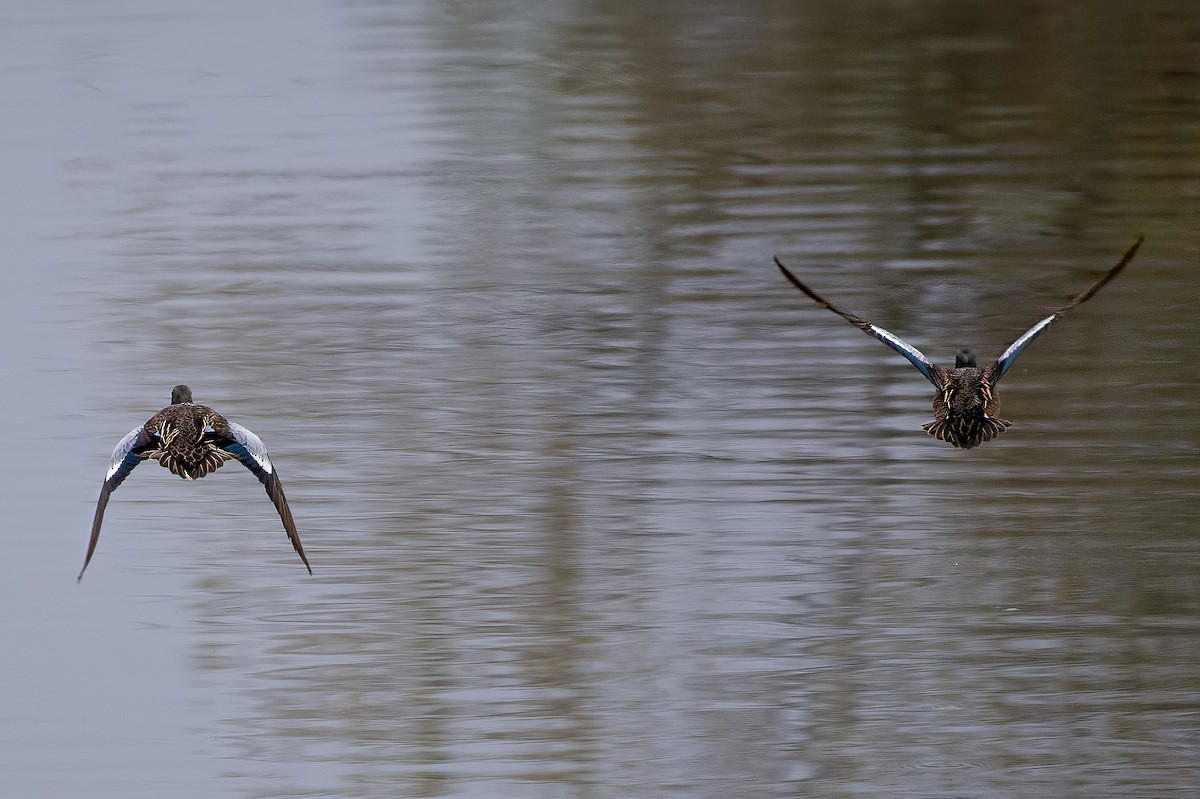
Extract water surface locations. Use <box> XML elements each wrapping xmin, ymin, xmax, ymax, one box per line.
<box><xmin>2</xmin><ymin>2</ymin><xmax>1198</xmax><ymax>797</ymax></box>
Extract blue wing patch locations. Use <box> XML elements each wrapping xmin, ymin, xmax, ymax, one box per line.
<box><xmin>867</xmin><ymin>324</ymin><xmax>938</xmax><ymax>386</ymax></box>
<box><xmin>221</xmin><ymin>421</ymin><xmax>274</xmax><ymax>478</ymax></box>
<box><xmin>105</xmin><ymin>424</ymin><xmax>149</xmax><ymax>485</ymax></box>
<box><xmin>994</xmin><ymin>314</ymin><xmax>1056</xmax><ymax>381</ymax></box>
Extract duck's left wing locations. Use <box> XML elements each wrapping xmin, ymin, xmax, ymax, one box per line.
<box><xmin>219</xmin><ymin>422</ymin><xmax>312</xmax><ymax>575</ymax></box>
<box><xmin>775</xmin><ymin>256</ymin><xmax>940</xmax><ymax>386</ymax></box>
<box><xmin>79</xmin><ymin>424</ymin><xmax>154</xmax><ymax>581</ymax></box>
<box><xmin>994</xmin><ymin>235</ymin><xmax>1143</xmax><ymax>381</ymax></box>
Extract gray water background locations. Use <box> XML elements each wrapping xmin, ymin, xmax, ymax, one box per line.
<box><xmin>1</xmin><ymin>2</ymin><xmax>1198</xmax><ymax>797</ymax></box>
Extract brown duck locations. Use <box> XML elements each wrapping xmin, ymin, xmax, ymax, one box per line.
<box><xmin>79</xmin><ymin>385</ymin><xmax>311</xmax><ymax>579</ymax></box>
<box><xmin>774</xmin><ymin>236</ymin><xmax>1143</xmax><ymax>449</ymax></box>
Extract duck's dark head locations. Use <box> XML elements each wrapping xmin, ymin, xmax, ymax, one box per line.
<box><xmin>170</xmin><ymin>385</ymin><xmax>194</xmax><ymax>405</ymax></box>
<box><xmin>954</xmin><ymin>348</ymin><xmax>977</xmax><ymax>369</ymax></box>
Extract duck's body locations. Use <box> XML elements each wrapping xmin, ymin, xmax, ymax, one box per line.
<box><xmin>80</xmin><ymin>385</ymin><xmax>311</xmax><ymax>579</ymax></box>
<box><xmin>921</xmin><ymin>351</ymin><xmax>1009</xmax><ymax>449</ymax></box>
<box><xmin>774</xmin><ymin>236</ymin><xmax>1143</xmax><ymax>449</ymax></box>
<box><xmin>140</xmin><ymin>396</ymin><xmax>238</xmax><ymax>480</ymax></box>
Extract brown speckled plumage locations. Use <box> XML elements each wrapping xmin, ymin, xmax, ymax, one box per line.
<box><xmin>921</xmin><ymin>361</ymin><xmax>1011</xmax><ymax>450</ymax></box>
<box><xmin>143</xmin><ymin>400</ymin><xmax>237</xmax><ymax>479</ymax></box>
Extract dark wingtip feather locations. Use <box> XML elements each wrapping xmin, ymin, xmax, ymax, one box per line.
<box><xmin>262</xmin><ymin>471</ymin><xmax>312</xmax><ymax>575</ymax></box>
<box><xmin>78</xmin><ymin>483</ymin><xmax>113</xmax><ymax>581</ymax></box>
<box><xmin>1058</xmin><ymin>234</ymin><xmax>1145</xmax><ymax>312</ymax></box>
<box><xmin>774</xmin><ymin>256</ymin><xmax>876</xmax><ymax>332</ymax></box>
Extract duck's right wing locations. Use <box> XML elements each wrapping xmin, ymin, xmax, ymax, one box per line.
<box><xmin>993</xmin><ymin>235</ymin><xmax>1143</xmax><ymax>381</ymax></box>
<box><xmin>218</xmin><ymin>421</ymin><xmax>312</xmax><ymax>575</ymax></box>
<box><xmin>78</xmin><ymin>424</ymin><xmax>154</xmax><ymax>581</ymax></box>
<box><xmin>775</xmin><ymin>256</ymin><xmax>940</xmax><ymax>386</ymax></box>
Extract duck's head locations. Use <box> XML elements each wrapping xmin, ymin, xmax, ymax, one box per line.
<box><xmin>954</xmin><ymin>348</ymin><xmax>977</xmax><ymax>369</ymax></box>
<box><xmin>170</xmin><ymin>385</ymin><xmax>194</xmax><ymax>405</ymax></box>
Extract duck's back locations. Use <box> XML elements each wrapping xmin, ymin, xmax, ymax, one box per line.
<box><xmin>925</xmin><ymin>366</ymin><xmax>1009</xmax><ymax>449</ymax></box>
<box><xmin>147</xmin><ymin>403</ymin><xmax>233</xmax><ymax>479</ymax></box>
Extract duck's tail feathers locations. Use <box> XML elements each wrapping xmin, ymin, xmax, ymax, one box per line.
<box><xmin>921</xmin><ymin>416</ymin><xmax>1012</xmax><ymax>450</ymax></box>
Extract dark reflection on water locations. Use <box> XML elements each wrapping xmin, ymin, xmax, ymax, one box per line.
<box><xmin>5</xmin><ymin>0</ymin><xmax>1199</xmax><ymax>797</ymax></box>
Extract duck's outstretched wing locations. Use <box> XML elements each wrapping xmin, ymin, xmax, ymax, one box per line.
<box><xmin>993</xmin><ymin>235</ymin><xmax>1144</xmax><ymax>381</ymax></box>
<box><xmin>775</xmin><ymin>256</ymin><xmax>940</xmax><ymax>386</ymax></box>
<box><xmin>218</xmin><ymin>422</ymin><xmax>312</xmax><ymax>575</ymax></box>
<box><xmin>79</xmin><ymin>424</ymin><xmax>154</xmax><ymax>581</ymax></box>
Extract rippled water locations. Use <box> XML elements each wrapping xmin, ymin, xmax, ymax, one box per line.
<box><xmin>2</xmin><ymin>1</ymin><xmax>1198</xmax><ymax>797</ymax></box>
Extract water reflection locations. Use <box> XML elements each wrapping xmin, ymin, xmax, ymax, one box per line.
<box><xmin>7</xmin><ymin>0</ymin><xmax>1198</xmax><ymax>797</ymax></box>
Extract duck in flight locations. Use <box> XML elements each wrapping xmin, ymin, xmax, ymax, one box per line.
<box><xmin>79</xmin><ymin>385</ymin><xmax>312</xmax><ymax>580</ymax></box>
<box><xmin>774</xmin><ymin>236</ymin><xmax>1143</xmax><ymax>449</ymax></box>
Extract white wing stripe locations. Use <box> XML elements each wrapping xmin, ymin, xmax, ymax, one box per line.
<box><xmin>868</xmin><ymin>324</ymin><xmax>938</xmax><ymax>385</ymax></box>
<box><xmin>228</xmin><ymin>422</ymin><xmax>274</xmax><ymax>474</ymax></box>
<box><xmin>871</xmin><ymin>326</ymin><xmax>931</xmax><ymax>365</ymax></box>
<box><xmin>996</xmin><ymin>314</ymin><xmax>1056</xmax><ymax>378</ymax></box>
<box><xmin>106</xmin><ymin>425</ymin><xmax>145</xmax><ymax>481</ymax></box>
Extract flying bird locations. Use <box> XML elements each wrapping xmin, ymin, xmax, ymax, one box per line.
<box><xmin>79</xmin><ymin>385</ymin><xmax>312</xmax><ymax>579</ymax></box>
<box><xmin>774</xmin><ymin>236</ymin><xmax>1143</xmax><ymax>449</ymax></box>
